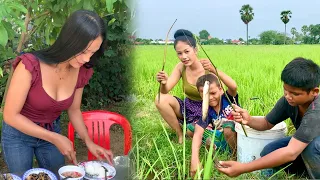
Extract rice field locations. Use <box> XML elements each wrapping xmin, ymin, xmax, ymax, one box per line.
<box><xmin>129</xmin><ymin>45</ymin><xmax>320</xmax><ymax>179</ymax></box>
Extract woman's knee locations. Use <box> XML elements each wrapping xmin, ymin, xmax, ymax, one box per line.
<box><xmin>155</xmin><ymin>93</ymin><xmax>170</xmax><ymax>106</ymax></box>
<box><xmin>155</xmin><ymin>93</ymin><xmax>180</xmax><ymax>109</ymax></box>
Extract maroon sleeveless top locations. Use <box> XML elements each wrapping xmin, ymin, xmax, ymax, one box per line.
<box><xmin>11</xmin><ymin>53</ymin><xmax>93</xmax><ymax>125</ymax></box>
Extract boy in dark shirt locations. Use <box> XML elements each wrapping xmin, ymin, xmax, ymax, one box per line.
<box><xmin>218</xmin><ymin>57</ymin><xmax>320</xmax><ymax>179</ymax></box>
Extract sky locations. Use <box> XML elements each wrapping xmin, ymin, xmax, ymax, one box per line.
<box><xmin>132</xmin><ymin>0</ymin><xmax>320</xmax><ymax>40</ymax></box>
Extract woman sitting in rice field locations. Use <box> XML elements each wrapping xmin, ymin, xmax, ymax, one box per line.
<box><xmin>155</xmin><ymin>29</ymin><xmax>237</xmax><ymax>145</ymax></box>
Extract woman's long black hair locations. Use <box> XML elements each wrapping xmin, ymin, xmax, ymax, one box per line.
<box><xmin>31</xmin><ymin>9</ymin><xmax>106</xmax><ymax>69</ymax></box>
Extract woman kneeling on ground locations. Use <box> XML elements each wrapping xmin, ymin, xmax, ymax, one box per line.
<box><xmin>155</xmin><ymin>29</ymin><xmax>237</xmax><ymax>145</ymax></box>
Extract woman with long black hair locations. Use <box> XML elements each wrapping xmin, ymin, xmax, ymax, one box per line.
<box><xmin>2</xmin><ymin>10</ymin><xmax>113</xmax><ymax>172</ymax></box>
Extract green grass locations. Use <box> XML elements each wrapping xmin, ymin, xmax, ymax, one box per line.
<box><xmin>129</xmin><ymin>45</ymin><xmax>320</xmax><ymax>179</ymax></box>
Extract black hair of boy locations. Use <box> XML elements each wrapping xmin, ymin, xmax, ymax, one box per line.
<box><xmin>196</xmin><ymin>74</ymin><xmax>220</xmax><ymax>91</ymax></box>
<box><xmin>281</xmin><ymin>57</ymin><xmax>320</xmax><ymax>92</ymax></box>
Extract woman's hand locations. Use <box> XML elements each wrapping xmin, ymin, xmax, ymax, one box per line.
<box><xmin>86</xmin><ymin>140</ymin><xmax>114</xmax><ymax>165</ymax></box>
<box><xmin>200</xmin><ymin>59</ymin><xmax>216</xmax><ymax>74</ymax></box>
<box><xmin>52</xmin><ymin>134</ymin><xmax>78</xmax><ymax>164</ymax></box>
<box><xmin>156</xmin><ymin>71</ymin><xmax>168</xmax><ymax>84</ymax></box>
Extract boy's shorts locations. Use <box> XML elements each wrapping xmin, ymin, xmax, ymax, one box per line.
<box><xmin>187</xmin><ymin>121</ymin><xmax>235</xmax><ymax>151</ymax></box>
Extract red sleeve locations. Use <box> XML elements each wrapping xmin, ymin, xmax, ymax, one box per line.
<box><xmin>12</xmin><ymin>53</ymin><xmax>40</xmax><ymax>86</ymax></box>
<box><xmin>76</xmin><ymin>67</ymin><xmax>94</xmax><ymax>89</ymax></box>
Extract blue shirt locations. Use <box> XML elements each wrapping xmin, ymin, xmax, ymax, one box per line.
<box><xmin>197</xmin><ymin>92</ymin><xmax>239</xmax><ymax>129</ymax></box>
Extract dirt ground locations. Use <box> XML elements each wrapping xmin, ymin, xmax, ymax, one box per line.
<box><xmin>71</xmin><ymin>124</ymin><xmax>125</xmax><ymax>162</ymax></box>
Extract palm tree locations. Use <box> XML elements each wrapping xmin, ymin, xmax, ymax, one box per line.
<box><xmin>280</xmin><ymin>10</ymin><xmax>292</xmax><ymax>44</ymax></box>
<box><xmin>240</xmin><ymin>4</ymin><xmax>254</xmax><ymax>45</ymax></box>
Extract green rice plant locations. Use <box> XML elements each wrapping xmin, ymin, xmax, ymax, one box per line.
<box><xmin>152</xmin><ymin>138</ymin><xmax>170</xmax><ymax>178</ymax></box>
<box><xmin>202</xmin><ymin>130</ymin><xmax>217</xmax><ymax>179</ymax></box>
<box><xmin>268</xmin><ymin>163</ymin><xmax>292</xmax><ymax>180</ymax></box>
<box><xmin>182</xmin><ymin>96</ymin><xmax>187</xmax><ymax>178</ymax></box>
<box><xmin>159</xmin><ymin>119</ymin><xmax>182</xmax><ymax>179</ymax></box>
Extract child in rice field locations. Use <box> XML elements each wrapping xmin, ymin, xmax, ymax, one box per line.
<box><xmin>190</xmin><ymin>73</ymin><xmax>238</xmax><ymax>177</ymax></box>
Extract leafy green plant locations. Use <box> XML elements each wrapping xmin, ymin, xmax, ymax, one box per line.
<box><xmin>0</xmin><ymin>0</ymin><xmax>133</xmax><ymax>109</ymax></box>
<box><xmin>82</xmin><ymin>8</ymin><xmax>133</xmax><ymax>109</ymax></box>
<box><xmin>0</xmin><ymin>0</ymin><xmax>27</xmax><ymax>77</ymax></box>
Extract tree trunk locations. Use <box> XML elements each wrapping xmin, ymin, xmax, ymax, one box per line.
<box><xmin>284</xmin><ymin>24</ymin><xmax>286</xmax><ymax>45</ymax></box>
<box><xmin>246</xmin><ymin>24</ymin><xmax>249</xmax><ymax>46</ymax></box>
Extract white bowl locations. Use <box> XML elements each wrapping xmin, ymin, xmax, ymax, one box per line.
<box><xmin>58</xmin><ymin>165</ymin><xmax>85</xmax><ymax>180</ymax></box>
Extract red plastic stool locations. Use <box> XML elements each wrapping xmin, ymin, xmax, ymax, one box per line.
<box><xmin>68</xmin><ymin>110</ymin><xmax>132</xmax><ymax>160</ymax></box>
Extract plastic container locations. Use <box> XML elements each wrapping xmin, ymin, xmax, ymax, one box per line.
<box><xmin>235</xmin><ymin>117</ymin><xmax>287</xmax><ymax>163</ymax></box>
<box><xmin>235</xmin><ymin>117</ymin><xmax>287</xmax><ymax>176</ymax></box>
